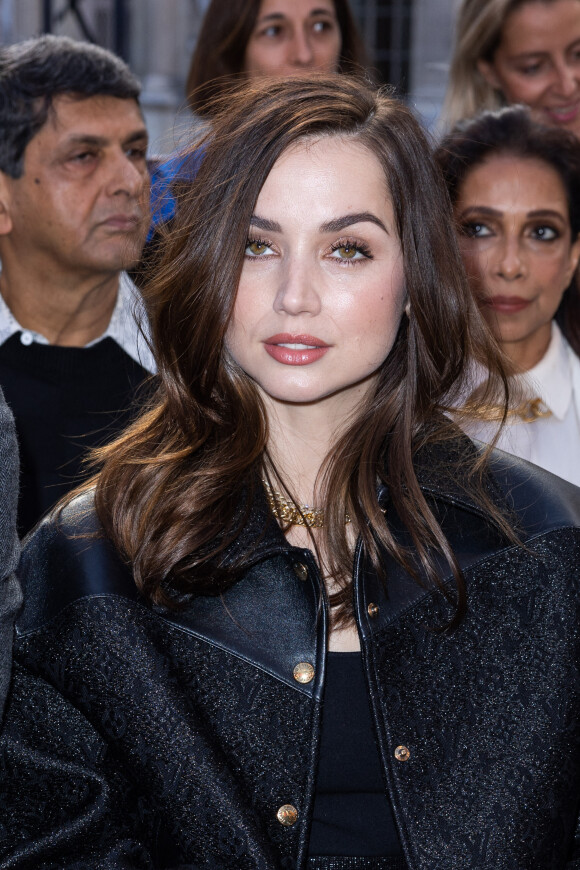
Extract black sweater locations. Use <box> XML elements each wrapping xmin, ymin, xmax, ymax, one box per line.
<box><xmin>0</xmin><ymin>333</ymin><xmax>151</xmax><ymax>535</ymax></box>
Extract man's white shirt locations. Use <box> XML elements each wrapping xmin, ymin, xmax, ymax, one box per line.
<box><xmin>0</xmin><ymin>272</ymin><xmax>155</xmax><ymax>374</ymax></box>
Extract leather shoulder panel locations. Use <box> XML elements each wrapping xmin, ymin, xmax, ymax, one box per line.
<box><xmin>17</xmin><ymin>491</ymin><xmax>139</xmax><ymax>636</ymax></box>
<box><xmin>486</xmin><ymin>447</ymin><xmax>580</xmax><ymax>537</ymax></box>
<box><xmin>358</xmin><ymin>448</ymin><xmax>580</xmax><ymax>636</ymax></box>
<box><xmin>16</xmin><ymin>493</ymin><xmax>324</xmax><ymax>698</ymax></box>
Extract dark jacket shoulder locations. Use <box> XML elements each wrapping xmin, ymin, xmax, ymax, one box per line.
<box><xmin>416</xmin><ymin>440</ymin><xmax>580</xmax><ymax>541</ymax></box>
<box><xmin>16</xmin><ymin>445</ymin><xmax>580</xmax><ymax>638</ymax></box>
<box><xmin>17</xmin><ymin>490</ymin><xmax>139</xmax><ymax>636</ymax></box>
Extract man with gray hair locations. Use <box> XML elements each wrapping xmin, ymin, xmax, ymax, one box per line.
<box><xmin>0</xmin><ymin>34</ymin><xmax>154</xmax><ymax>534</ymax></box>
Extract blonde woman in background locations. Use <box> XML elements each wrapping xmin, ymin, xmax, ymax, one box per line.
<box><xmin>442</xmin><ymin>0</ymin><xmax>580</xmax><ymax>137</ymax></box>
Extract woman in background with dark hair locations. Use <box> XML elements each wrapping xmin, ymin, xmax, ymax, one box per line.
<box><xmin>147</xmin><ymin>0</ymin><xmax>369</xmax><ymax>237</ymax></box>
<box><xmin>2</xmin><ymin>77</ymin><xmax>580</xmax><ymax>869</ymax></box>
<box><xmin>436</xmin><ymin>105</ymin><xmax>580</xmax><ymax>485</ymax></box>
<box><xmin>186</xmin><ymin>0</ymin><xmax>369</xmax><ymax>116</ymax></box>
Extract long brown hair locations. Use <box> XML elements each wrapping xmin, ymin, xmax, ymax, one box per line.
<box><xmin>186</xmin><ymin>0</ymin><xmax>370</xmax><ymax>115</ymax></box>
<box><xmin>94</xmin><ymin>76</ymin><xmax>509</xmax><ymax>623</ymax></box>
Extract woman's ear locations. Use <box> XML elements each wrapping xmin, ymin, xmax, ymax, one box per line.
<box><xmin>477</xmin><ymin>58</ymin><xmax>502</xmax><ymax>91</ymax></box>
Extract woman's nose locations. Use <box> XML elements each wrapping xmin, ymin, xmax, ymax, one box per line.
<box><xmin>496</xmin><ymin>238</ymin><xmax>525</xmax><ymax>280</ymax></box>
<box><xmin>273</xmin><ymin>263</ymin><xmax>321</xmax><ymax>315</ymax></box>
<box><xmin>289</xmin><ymin>28</ymin><xmax>315</xmax><ymax>67</ymax></box>
<box><xmin>552</xmin><ymin>59</ymin><xmax>580</xmax><ymax>98</ymax></box>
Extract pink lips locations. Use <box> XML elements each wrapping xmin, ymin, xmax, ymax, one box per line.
<box><xmin>484</xmin><ymin>295</ymin><xmax>531</xmax><ymax>314</ymax></box>
<box><xmin>544</xmin><ymin>102</ymin><xmax>580</xmax><ymax>126</ymax></box>
<box><xmin>264</xmin><ymin>333</ymin><xmax>330</xmax><ymax>365</ymax></box>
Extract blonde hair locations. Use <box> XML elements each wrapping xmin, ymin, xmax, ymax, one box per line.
<box><xmin>441</xmin><ymin>0</ymin><xmax>553</xmax><ymax>130</ymax></box>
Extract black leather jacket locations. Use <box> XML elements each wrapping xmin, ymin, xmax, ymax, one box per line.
<box><xmin>1</xmin><ymin>446</ymin><xmax>580</xmax><ymax>869</ymax></box>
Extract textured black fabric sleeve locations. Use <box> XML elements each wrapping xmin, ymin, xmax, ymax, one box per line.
<box><xmin>0</xmin><ymin>386</ymin><xmax>21</xmax><ymax>722</ymax></box>
<box><xmin>566</xmin><ymin>812</ymin><xmax>580</xmax><ymax>868</ymax></box>
<box><xmin>0</xmin><ymin>663</ymin><xmax>155</xmax><ymax>869</ymax></box>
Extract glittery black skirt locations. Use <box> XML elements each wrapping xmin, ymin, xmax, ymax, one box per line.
<box><xmin>308</xmin><ymin>859</ymin><xmax>407</xmax><ymax>869</ymax></box>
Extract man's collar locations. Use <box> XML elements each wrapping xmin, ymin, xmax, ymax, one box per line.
<box><xmin>0</xmin><ymin>271</ymin><xmax>155</xmax><ymax>373</ymax></box>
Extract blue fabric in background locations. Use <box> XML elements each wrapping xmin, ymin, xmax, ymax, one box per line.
<box><xmin>148</xmin><ymin>149</ymin><xmax>205</xmax><ymax>241</ymax></box>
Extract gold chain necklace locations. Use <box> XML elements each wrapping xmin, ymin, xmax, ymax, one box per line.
<box><xmin>262</xmin><ymin>480</ymin><xmax>351</xmax><ymax>528</ymax></box>
<box><xmin>512</xmin><ymin>397</ymin><xmax>552</xmax><ymax>423</ymax></box>
<box><xmin>461</xmin><ymin>396</ymin><xmax>552</xmax><ymax>423</ymax></box>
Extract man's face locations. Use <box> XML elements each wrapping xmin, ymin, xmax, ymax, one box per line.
<box><xmin>0</xmin><ymin>93</ymin><xmax>150</xmax><ymax>279</ymax></box>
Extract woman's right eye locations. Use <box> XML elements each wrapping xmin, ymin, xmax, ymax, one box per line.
<box><xmin>461</xmin><ymin>222</ymin><xmax>492</xmax><ymax>238</ymax></box>
<box><xmin>245</xmin><ymin>239</ymin><xmax>275</xmax><ymax>257</ymax></box>
<box><xmin>258</xmin><ymin>24</ymin><xmax>284</xmax><ymax>39</ymax></box>
<box><xmin>518</xmin><ymin>61</ymin><xmax>543</xmax><ymax>76</ymax></box>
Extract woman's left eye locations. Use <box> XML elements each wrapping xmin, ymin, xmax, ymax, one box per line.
<box><xmin>532</xmin><ymin>225</ymin><xmax>558</xmax><ymax>241</ymax></box>
<box><xmin>312</xmin><ymin>19</ymin><xmax>335</xmax><ymax>34</ymax></box>
<box><xmin>245</xmin><ymin>238</ymin><xmax>274</xmax><ymax>256</ymax></box>
<box><xmin>328</xmin><ymin>241</ymin><xmax>371</xmax><ymax>262</ymax></box>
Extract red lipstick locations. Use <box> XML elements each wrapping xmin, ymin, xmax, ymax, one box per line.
<box><xmin>263</xmin><ymin>333</ymin><xmax>330</xmax><ymax>366</ymax></box>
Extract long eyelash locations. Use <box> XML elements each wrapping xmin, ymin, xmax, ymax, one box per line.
<box><xmin>459</xmin><ymin>222</ymin><xmax>484</xmax><ymax>237</ymax></box>
<box><xmin>330</xmin><ymin>238</ymin><xmax>373</xmax><ymax>259</ymax></box>
<box><xmin>246</xmin><ymin>236</ymin><xmax>272</xmax><ymax>247</ymax></box>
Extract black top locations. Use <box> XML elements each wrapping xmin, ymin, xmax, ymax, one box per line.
<box><xmin>309</xmin><ymin>651</ymin><xmax>403</xmax><ymax>857</ymax></box>
<box><xmin>0</xmin><ymin>334</ymin><xmax>151</xmax><ymax>534</ymax></box>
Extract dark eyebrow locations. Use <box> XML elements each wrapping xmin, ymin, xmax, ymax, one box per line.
<box><xmin>527</xmin><ymin>209</ymin><xmax>568</xmax><ymax>221</ymax></box>
<box><xmin>457</xmin><ymin>206</ymin><xmax>501</xmax><ymax>219</ymax></box>
<box><xmin>320</xmin><ymin>212</ymin><xmax>389</xmax><ymax>234</ymax></box>
<box><xmin>250</xmin><ymin>212</ymin><xmax>389</xmax><ymax>234</ymax></box>
<box><xmin>249</xmin><ymin>215</ymin><xmax>282</xmax><ymax>232</ymax></box>
<box><xmin>258</xmin><ymin>8</ymin><xmax>334</xmax><ymax>22</ymax></box>
<box><xmin>458</xmin><ymin>205</ymin><xmax>566</xmax><ymax>221</ymax></box>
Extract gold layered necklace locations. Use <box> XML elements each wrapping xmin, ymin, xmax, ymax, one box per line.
<box><xmin>262</xmin><ymin>480</ymin><xmax>351</xmax><ymax>528</ymax></box>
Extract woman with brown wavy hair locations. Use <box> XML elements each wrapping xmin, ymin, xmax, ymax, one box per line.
<box><xmin>1</xmin><ymin>76</ymin><xmax>580</xmax><ymax>869</ymax></box>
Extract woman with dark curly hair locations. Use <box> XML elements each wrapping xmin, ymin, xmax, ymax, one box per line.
<box><xmin>2</xmin><ymin>77</ymin><xmax>580</xmax><ymax>869</ymax></box>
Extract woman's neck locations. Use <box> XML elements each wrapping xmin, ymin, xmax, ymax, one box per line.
<box><xmin>264</xmin><ymin>399</ymin><xmax>344</xmax><ymax>504</ymax></box>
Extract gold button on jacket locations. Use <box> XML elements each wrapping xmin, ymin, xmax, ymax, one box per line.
<box><xmin>293</xmin><ymin>662</ymin><xmax>315</xmax><ymax>684</ymax></box>
<box><xmin>276</xmin><ymin>804</ymin><xmax>298</xmax><ymax>826</ymax></box>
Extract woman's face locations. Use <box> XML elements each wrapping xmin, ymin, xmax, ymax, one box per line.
<box><xmin>226</xmin><ymin>136</ymin><xmax>406</xmax><ymax>417</ymax></box>
<box><xmin>478</xmin><ymin>0</ymin><xmax>580</xmax><ymax>138</ymax></box>
<box><xmin>244</xmin><ymin>0</ymin><xmax>342</xmax><ymax>78</ymax></box>
<box><xmin>455</xmin><ymin>153</ymin><xmax>580</xmax><ymax>369</ymax></box>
